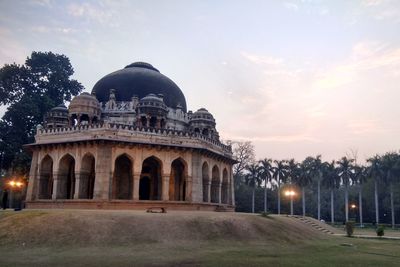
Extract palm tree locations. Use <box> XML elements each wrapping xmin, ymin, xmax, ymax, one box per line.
<box><xmin>367</xmin><ymin>155</ymin><xmax>383</xmax><ymax>224</ymax></box>
<box><xmin>310</xmin><ymin>155</ymin><xmax>323</xmax><ymax>220</ymax></box>
<box><xmin>259</xmin><ymin>158</ymin><xmax>273</xmax><ymax>213</ymax></box>
<box><xmin>322</xmin><ymin>160</ymin><xmax>339</xmax><ymax>224</ymax></box>
<box><xmin>245</xmin><ymin>163</ymin><xmax>262</xmax><ymax>213</ymax></box>
<box><xmin>352</xmin><ymin>165</ymin><xmax>367</xmax><ymax>227</ymax></box>
<box><xmin>381</xmin><ymin>152</ymin><xmax>400</xmax><ymax>229</ymax></box>
<box><xmin>296</xmin><ymin>157</ymin><xmax>313</xmax><ymax>216</ymax></box>
<box><xmin>271</xmin><ymin>160</ymin><xmax>288</xmax><ymax>215</ymax></box>
<box><xmin>336</xmin><ymin>157</ymin><xmax>354</xmax><ymax>222</ymax></box>
<box><xmin>287</xmin><ymin>159</ymin><xmax>299</xmax><ymax>215</ymax></box>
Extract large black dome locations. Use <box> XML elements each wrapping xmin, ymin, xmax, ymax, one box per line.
<box><xmin>92</xmin><ymin>62</ymin><xmax>187</xmax><ymax>112</ymax></box>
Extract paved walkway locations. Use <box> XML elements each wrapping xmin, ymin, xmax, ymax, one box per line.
<box><xmin>333</xmin><ymin>233</ymin><xmax>400</xmax><ymax>240</ymax></box>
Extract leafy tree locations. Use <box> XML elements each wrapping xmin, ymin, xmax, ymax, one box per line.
<box><xmin>322</xmin><ymin>160</ymin><xmax>339</xmax><ymax>224</ymax></box>
<box><xmin>271</xmin><ymin>160</ymin><xmax>288</xmax><ymax>215</ymax></box>
<box><xmin>367</xmin><ymin>155</ymin><xmax>383</xmax><ymax>224</ymax></box>
<box><xmin>286</xmin><ymin>159</ymin><xmax>299</xmax><ymax>215</ymax></box>
<box><xmin>352</xmin><ymin>165</ymin><xmax>368</xmax><ymax>226</ymax></box>
<box><xmin>0</xmin><ymin>51</ymin><xmax>83</xmax><ymax>174</ymax></box>
<box><xmin>381</xmin><ymin>152</ymin><xmax>400</xmax><ymax>229</ymax></box>
<box><xmin>245</xmin><ymin>163</ymin><xmax>262</xmax><ymax>213</ymax></box>
<box><xmin>310</xmin><ymin>155</ymin><xmax>323</xmax><ymax>220</ymax></box>
<box><xmin>296</xmin><ymin>157</ymin><xmax>313</xmax><ymax>216</ymax></box>
<box><xmin>231</xmin><ymin>141</ymin><xmax>255</xmax><ymax>187</ymax></box>
<box><xmin>259</xmin><ymin>158</ymin><xmax>273</xmax><ymax>213</ymax></box>
<box><xmin>337</xmin><ymin>157</ymin><xmax>354</xmax><ymax>222</ymax></box>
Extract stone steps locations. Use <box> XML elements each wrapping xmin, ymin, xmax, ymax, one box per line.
<box><xmin>289</xmin><ymin>215</ymin><xmax>335</xmax><ymax>235</ymax></box>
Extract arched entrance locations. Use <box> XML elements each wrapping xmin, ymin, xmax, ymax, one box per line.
<box><xmin>202</xmin><ymin>162</ymin><xmax>209</xmax><ymax>202</ymax></box>
<box><xmin>211</xmin><ymin>165</ymin><xmax>220</xmax><ymax>203</ymax></box>
<box><xmin>38</xmin><ymin>155</ymin><xmax>53</xmax><ymax>199</ymax></box>
<box><xmin>112</xmin><ymin>154</ymin><xmax>133</xmax><ymax>199</ymax></box>
<box><xmin>140</xmin><ymin>156</ymin><xmax>162</xmax><ymax>200</ymax></box>
<box><xmin>58</xmin><ymin>154</ymin><xmax>75</xmax><ymax>199</ymax></box>
<box><xmin>222</xmin><ymin>168</ymin><xmax>228</xmax><ymax>204</ymax></box>
<box><xmin>169</xmin><ymin>158</ymin><xmax>186</xmax><ymax>201</ymax></box>
<box><xmin>80</xmin><ymin>153</ymin><xmax>96</xmax><ymax>199</ymax></box>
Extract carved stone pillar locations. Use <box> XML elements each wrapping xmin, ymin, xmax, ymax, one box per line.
<box><xmin>25</xmin><ymin>151</ymin><xmax>39</xmax><ymax>201</ymax></box>
<box><xmin>73</xmin><ymin>172</ymin><xmax>81</xmax><ymax>199</ymax></box>
<box><xmin>94</xmin><ymin>144</ymin><xmax>112</xmax><ymax>200</ymax></box>
<box><xmin>52</xmin><ymin>172</ymin><xmax>60</xmax><ymax>200</ymax></box>
<box><xmin>162</xmin><ymin>174</ymin><xmax>170</xmax><ymax>201</ymax></box>
<box><xmin>185</xmin><ymin>176</ymin><xmax>192</xmax><ymax>202</ymax></box>
<box><xmin>133</xmin><ymin>172</ymin><xmax>141</xmax><ymax>201</ymax></box>
<box><xmin>218</xmin><ymin>182</ymin><xmax>222</xmax><ymax>204</ymax></box>
<box><xmin>207</xmin><ymin>181</ymin><xmax>211</xmax><ymax>203</ymax></box>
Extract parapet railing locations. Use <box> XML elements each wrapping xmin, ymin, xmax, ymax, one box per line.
<box><xmin>36</xmin><ymin>123</ymin><xmax>232</xmax><ymax>153</ymax></box>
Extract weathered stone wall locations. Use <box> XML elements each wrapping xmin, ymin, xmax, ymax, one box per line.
<box><xmin>26</xmin><ymin>141</ymin><xmax>234</xmax><ymax>207</ymax></box>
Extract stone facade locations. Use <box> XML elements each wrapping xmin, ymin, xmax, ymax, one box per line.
<box><xmin>25</xmin><ymin>62</ymin><xmax>235</xmax><ymax>211</ymax></box>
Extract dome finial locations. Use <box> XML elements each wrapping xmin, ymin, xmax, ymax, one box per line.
<box><xmin>124</xmin><ymin>62</ymin><xmax>159</xmax><ymax>72</ymax></box>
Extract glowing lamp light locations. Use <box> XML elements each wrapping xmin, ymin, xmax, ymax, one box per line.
<box><xmin>284</xmin><ymin>190</ymin><xmax>296</xmax><ymax>197</ymax></box>
<box><xmin>8</xmin><ymin>180</ymin><xmax>24</xmax><ymax>188</ymax></box>
<box><xmin>350</xmin><ymin>204</ymin><xmax>357</xmax><ymax>209</ymax></box>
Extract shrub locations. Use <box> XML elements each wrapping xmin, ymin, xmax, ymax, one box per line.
<box><xmin>260</xmin><ymin>212</ymin><xmax>270</xmax><ymax>218</ymax></box>
<box><xmin>345</xmin><ymin>221</ymin><xmax>354</xmax><ymax>237</ymax></box>
<box><xmin>376</xmin><ymin>226</ymin><xmax>385</xmax><ymax>237</ymax></box>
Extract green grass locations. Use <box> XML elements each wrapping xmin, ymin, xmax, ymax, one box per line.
<box><xmin>1</xmin><ymin>210</ymin><xmax>399</xmax><ymax>266</ymax></box>
<box><xmin>1</xmin><ymin>237</ymin><xmax>399</xmax><ymax>267</ymax></box>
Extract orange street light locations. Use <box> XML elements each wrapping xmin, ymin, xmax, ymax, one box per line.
<box><xmin>284</xmin><ymin>190</ymin><xmax>296</xmax><ymax>197</ymax></box>
<box><xmin>284</xmin><ymin>190</ymin><xmax>296</xmax><ymax>215</ymax></box>
<box><xmin>8</xmin><ymin>180</ymin><xmax>24</xmax><ymax>188</ymax></box>
<box><xmin>350</xmin><ymin>204</ymin><xmax>357</xmax><ymax>209</ymax></box>
<box><xmin>7</xmin><ymin>179</ymin><xmax>25</xmax><ymax>210</ymax></box>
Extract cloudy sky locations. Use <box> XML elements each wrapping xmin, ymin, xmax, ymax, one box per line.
<box><xmin>1</xmin><ymin>0</ymin><xmax>400</xmax><ymax>163</ymax></box>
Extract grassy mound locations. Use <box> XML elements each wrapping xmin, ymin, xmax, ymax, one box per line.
<box><xmin>0</xmin><ymin>210</ymin><xmax>323</xmax><ymax>246</ymax></box>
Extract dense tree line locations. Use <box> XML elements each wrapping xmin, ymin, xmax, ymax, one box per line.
<box><xmin>232</xmin><ymin>142</ymin><xmax>400</xmax><ymax>228</ymax></box>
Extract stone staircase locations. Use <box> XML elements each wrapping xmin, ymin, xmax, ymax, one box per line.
<box><xmin>289</xmin><ymin>215</ymin><xmax>337</xmax><ymax>235</ymax></box>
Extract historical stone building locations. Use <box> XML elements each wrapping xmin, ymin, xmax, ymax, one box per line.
<box><xmin>25</xmin><ymin>62</ymin><xmax>235</xmax><ymax>211</ymax></box>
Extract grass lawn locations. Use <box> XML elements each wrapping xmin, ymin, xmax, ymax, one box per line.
<box><xmin>1</xmin><ymin>237</ymin><xmax>399</xmax><ymax>266</ymax></box>
<box><xmin>1</xmin><ymin>210</ymin><xmax>399</xmax><ymax>266</ymax></box>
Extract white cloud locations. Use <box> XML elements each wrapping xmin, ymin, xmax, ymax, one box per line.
<box><xmin>314</xmin><ymin>42</ymin><xmax>400</xmax><ymax>89</ymax></box>
<box><xmin>0</xmin><ymin>27</ymin><xmax>27</xmax><ymax>66</ymax></box>
<box><xmin>283</xmin><ymin>2</ymin><xmax>299</xmax><ymax>11</ymax></box>
<box><xmin>67</xmin><ymin>2</ymin><xmax>118</xmax><ymax>26</ymax></box>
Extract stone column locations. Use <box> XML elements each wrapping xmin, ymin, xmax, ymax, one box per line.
<box><xmin>162</xmin><ymin>174</ymin><xmax>170</xmax><ymax>201</ymax></box>
<box><xmin>207</xmin><ymin>181</ymin><xmax>211</xmax><ymax>203</ymax></box>
<box><xmin>25</xmin><ymin>150</ymin><xmax>39</xmax><ymax>201</ymax></box>
<box><xmin>230</xmin><ymin>170</ymin><xmax>235</xmax><ymax>206</ymax></box>
<box><xmin>185</xmin><ymin>175</ymin><xmax>193</xmax><ymax>202</ymax></box>
<box><xmin>52</xmin><ymin>172</ymin><xmax>60</xmax><ymax>200</ymax></box>
<box><xmin>218</xmin><ymin>182</ymin><xmax>222</xmax><ymax>204</ymax></box>
<box><xmin>94</xmin><ymin>144</ymin><xmax>112</xmax><ymax>200</ymax></box>
<box><xmin>133</xmin><ymin>172</ymin><xmax>140</xmax><ymax>201</ymax></box>
<box><xmin>73</xmin><ymin>172</ymin><xmax>81</xmax><ymax>199</ymax></box>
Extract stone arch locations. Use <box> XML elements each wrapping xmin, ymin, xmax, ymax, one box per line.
<box><xmin>211</xmin><ymin>165</ymin><xmax>220</xmax><ymax>203</ymax></box>
<box><xmin>221</xmin><ymin>168</ymin><xmax>229</xmax><ymax>204</ymax></box>
<box><xmin>38</xmin><ymin>155</ymin><xmax>53</xmax><ymax>199</ymax></box>
<box><xmin>112</xmin><ymin>154</ymin><xmax>133</xmax><ymax>199</ymax></box>
<box><xmin>202</xmin><ymin>161</ymin><xmax>210</xmax><ymax>202</ymax></box>
<box><xmin>169</xmin><ymin>157</ymin><xmax>187</xmax><ymax>201</ymax></box>
<box><xmin>58</xmin><ymin>154</ymin><xmax>76</xmax><ymax>199</ymax></box>
<box><xmin>140</xmin><ymin>156</ymin><xmax>162</xmax><ymax>200</ymax></box>
<box><xmin>79</xmin><ymin>153</ymin><xmax>96</xmax><ymax>199</ymax></box>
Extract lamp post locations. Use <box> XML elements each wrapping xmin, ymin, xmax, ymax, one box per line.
<box><xmin>285</xmin><ymin>190</ymin><xmax>296</xmax><ymax>215</ymax></box>
<box><xmin>8</xmin><ymin>179</ymin><xmax>24</xmax><ymax>210</ymax></box>
<box><xmin>350</xmin><ymin>204</ymin><xmax>357</xmax><ymax>222</ymax></box>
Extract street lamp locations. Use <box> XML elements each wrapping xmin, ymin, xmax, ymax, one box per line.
<box><xmin>284</xmin><ymin>190</ymin><xmax>296</xmax><ymax>215</ymax></box>
<box><xmin>7</xmin><ymin>179</ymin><xmax>25</xmax><ymax>210</ymax></box>
<box><xmin>350</xmin><ymin>204</ymin><xmax>357</xmax><ymax>223</ymax></box>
